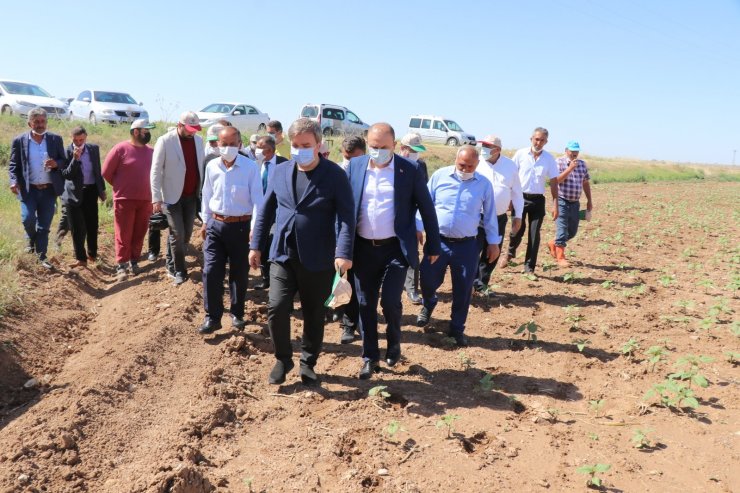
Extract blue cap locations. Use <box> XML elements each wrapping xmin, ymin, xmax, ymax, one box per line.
<box><xmin>566</xmin><ymin>141</ymin><xmax>581</xmax><ymax>151</ymax></box>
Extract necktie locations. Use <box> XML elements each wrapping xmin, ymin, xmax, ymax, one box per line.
<box><xmin>262</xmin><ymin>160</ymin><xmax>269</xmax><ymax>193</ymax></box>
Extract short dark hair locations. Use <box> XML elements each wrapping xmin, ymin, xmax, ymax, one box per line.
<box><xmin>71</xmin><ymin>126</ymin><xmax>87</xmax><ymax>137</ymax></box>
<box><xmin>341</xmin><ymin>136</ymin><xmax>366</xmax><ymax>154</ymax></box>
<box><xmin>267</xmin><ymin>120</ymin><xmax>283</xmax><ymax>132</ymax></box>
<box><xmin>257</xmin><ymin>135</ymin><xmax>276</xmax><ymax>151</ymax></box>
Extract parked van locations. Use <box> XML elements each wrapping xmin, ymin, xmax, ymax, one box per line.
<box><xmin>300</xmin><ymin>103</ymin><xmax>370</xmax><ymax>137</ymax></box>
<box><xmin>407</xmin><ymin>115</ymin><xmax>476</xmax><ymax>146</ymax></box>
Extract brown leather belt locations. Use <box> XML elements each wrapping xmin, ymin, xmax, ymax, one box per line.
<box><xmin>213</xmin><ymin>213</ymin><xmax>251</xmax><ymax>223</ymax></box>
<box><xmin>357</xmin><ymin>236</ymin><xmax>397</xmax><ymax>246</ymax></box>
<box><xmin>31</xmin><ymin>184</ymin><xmax>52</xmax><ymax>190</ymax></box>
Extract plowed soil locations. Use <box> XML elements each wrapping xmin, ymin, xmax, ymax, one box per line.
<box><xmin>1</xmin><ymin>181</ymin><xmax>738</xmax><ymax>493</ymax></box>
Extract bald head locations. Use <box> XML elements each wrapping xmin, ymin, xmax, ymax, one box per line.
<box><xmin>367</xmin><ymin>122</ymin><xmax>396</xmax><ymax>157</ymax></box>
<box><xmin>457</xmin><ymin>145</ymin><xmax>479</xmax><ymax>160</ymax></box>
<box><xmin>455</xmin><ymin>145</ymin><xmax>479</xmax><ymax>174</ymax></box>
<box><xmin>369</xmin><ymin>122</ymin><xmax>395</xmax><ymax>141</ymax></box>
<box><xmin>218</xmin><ymin>126</ymin><xmax>241</xmax><ymax>147</ymax></box>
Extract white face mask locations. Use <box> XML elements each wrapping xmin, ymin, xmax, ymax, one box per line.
<box><xmin>479</xmin><ymin>147</ymin><xmax>492</xmax><ymax>159</ymax></box>
<box><xmin>456</xmin><ymin>169</ymin><xmax>475</xmax><ymax>181</ymax></box>
<box><xmin>219</xmin><ymin>146</ymin><xmax>239</xmax><ymax>162</ymax></box>
<box><xmin>407</xmin><ymin>152</ymin><xmax>419</xmax><ymax>162</ymax></box>
<box><xmin>254</xmin><ymin>148</ymin><xmax>266</xmax><ymax>163</ymax></box>
<box><xmin>32</xmin><ymin>130</ymin><xmax>47</xmax><ymax>137</ymax></box>
<box><xmin>206</xmin><ymin>146</ymin><xmax>219</xmax><ymax>156</ymax></box>
<box><xmin>368</xmin><ymin>147</ymin><xmax>392</xmax><ymax>166</ymax></box>
<box><xmin>340</xmin><ymin>158</ymin><xmax>350</xmax><ymax>170</ymax></box>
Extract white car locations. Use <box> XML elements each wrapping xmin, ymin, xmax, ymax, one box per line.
<box><xmin>408</xmin><ymin>115</ymin><xmax>476</xmax><ymax>146</ymax></box>
<box><xmin>196</xmin><ymin>102</ymin><xmax>270</xmax><ymax>133</ymax></box>
<box><xmin>68</xmin><ymin>90</ymin><xmax>149</xmax><ymax>125</ymax></box>
<box><xmin>0</xmin><ymin>80</ymin><xmax>68</xmax><ymax>118</ymax></box>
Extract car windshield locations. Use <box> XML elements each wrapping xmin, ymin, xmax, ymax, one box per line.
<box><xmin>301</xmin><ymin>106</ymin><xmax>319</xmax><ymax>118</ymax></box>
<box><xmin>1</xmin><ymin>81</ymin><xmax>52</xmax><ymax>97</ymax></box>
<box><xmin>444</xmin><ymin>120</ymin><xmax>464</xmax><ymax>132</ymax></box>
<box><xmin>201</xmin><ymin>103</ymin><xmax>234</xmax><ymax>114</ymax></box>
<box><xmin>94</xmin><ymin>91</ymin><xmax>137</xmax><ymax>104</ymax></box>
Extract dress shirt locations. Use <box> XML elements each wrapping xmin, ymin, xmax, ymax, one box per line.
<box><xmin>78</xmin><ymin>145</ymin><xmax>95</xmax><ymax>185</ymax></box>
<box><xmin>476</xmin><ymin>155</ymin><xmax>524</xmax><ymax>217</ymax></box>
<box><xmin>28</xmin><ymin>133</ymin><xmax>51</xmax><ymax>185</ymax></box>
<box><xmin>202</xmin><ymin>154</ymin><xmax>263</xmax><ymax>219</ymax></box>
<box><xmin>357</xmin><ymin>157</ymin><xmax>396</xmax><ymax>239</ymax></box>
<box><xmin>260</xmin><ymin>156</ymin><xmax>277</xmax><ymax>192</ymax></box>
<box><xmin>418</xmin><ymin>166</ymin><xmax>500</xmax><ymax>244</ymax></box>
<box><xmin>512</xmin><ymin>147</ymin><xmax>559</xmax><ymax>194</ymax></box>
<box><xmin>556</xmin><ymin>156</ymin><xmax>590</xmax><ymax>201</ymax></box>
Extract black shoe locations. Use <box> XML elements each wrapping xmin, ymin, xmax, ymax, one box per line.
<box><xmin>359</xmin><ymin>360</ymin><xmax>381</xmax><ymax>380</ymax></box>
<box><xmin>147</xmin><ymin>252</ymin><xmax>158</xmax><ymax>262</ymax></box>
<box><xmin>385</xmin><ymin>345</ymin><xmax>401</xmax><ymax>367</ymax></box>
<box><xmin>332</xmin><ymin>311</ymin><xmax>342</xmax><ymax>323</ymax></box>
<box><xmin>416</xmin><ymin>307</ymin><xmax>432</xmax><ymax>327</ymax></box>
<box><xmin>129</xmin><ymin>261</ymin><xmax>140</xmax><ymax>275</ymax></box>
<box><xmin>299</xmin><ymin>365</ymin><xmax>319</xmax><ymax>386</ymax></box>
<box><xmin>116</xmin><ymin>263</ymin><xmax>128</xmax><ymax>278</ymax></box>
<box><xmin>269</xmin><ymin>359</ymin><xmax>295</xmax><ymax>385</ymax></box>
<box><xmin>40</xmin><ymin>259</ymin><xmax>53</xmax><ymax>270</ymax></box>
<box><xmin>522</xmin><ymin>265</ymin><xmax>534</xmax><ymax>274</ymax></box>
<box><xmin>173</xmin><ymin>272</ymin><xmax>186</xmax><ymax>286</ymax></box>
<box><xmin>406</xmin><ymin>289</ymin><xmax>422</xmax><ymax>305</ymax></box>
<box><xmin>231</xmin><ymin>315</ymin><xmax>246</xmax><ymax>330</ymax></box>
<box><xmin>448</xmin><ymin>332</ymin><xmax>469</xmax><ymax>347</ymax></box>
<box><xmin>166</xmin><ymin>268</ymin><xmax>176</xmax><ymax>280</ymax></box>
<box><xmin>340</xmin><ymin>325</ymin><xmax>356</xmax><ymax>344</ymax></box>
<box><xmin>198</xmin><ymin>319</ymin><xmax>222</xmax><ymax>335</ymax></box>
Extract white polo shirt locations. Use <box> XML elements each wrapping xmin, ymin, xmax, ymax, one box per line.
<box><xmin>357</xmin><ymin>158</ymin><xmax>396</xmax><ymax>239</ymax></box>
<box><xmin>477</xmin><ymin>155</ymin><xmax>524</xmax><ymax>217</ymax></box>
<box><xmin>512</xmin><ymin>147</ymin><xmax>559</xmax><ymax>195</ymax></box>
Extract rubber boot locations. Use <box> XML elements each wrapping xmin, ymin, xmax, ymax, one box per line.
<box><xmin>547</xmin><ymin>239</ymin><xmax>557</xmax><ymax>259</ymax></box>
<box><xmin>555</xmin><ymin>245</ymin><xmax>569</xmax><ymax>267</ymax></box>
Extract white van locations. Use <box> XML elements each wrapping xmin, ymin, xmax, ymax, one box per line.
<box><xmin>407</xmin><ymin>115</ymin><xmax>475</xmax><ymax>146</ymax></box>
<box><xmin>300</xmin><ymin>103</ymin><xmax>370</xmax><ymax>137</ymax></box>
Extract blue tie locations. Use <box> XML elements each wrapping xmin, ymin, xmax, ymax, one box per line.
<box><xmin>262</xmin><ymin>160</ymin><xmax>269</xmax><ymax>193</ymax></box>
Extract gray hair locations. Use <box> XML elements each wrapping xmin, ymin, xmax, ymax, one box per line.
<box><xmin>257</xmin><ymin>134</ymin><xmax>276</xmax><ymax>150</ymax></box>
<box><xmin>28</xmin><ymin>107</ymin><xmax>47</xmax><ymax>121</ymax></box>
<box><xmin>532</xmin><ymin>127</ymin><xmax>549</xmax><ymax>138</ymax></box>
<box><xmin>288</xmin><ymin>118</ymin><xmax>321</xmax><ymax>144</ymax></box>
<box><xmin>457</xmin><ymin>144</ymin><xmax>479</xmax><ymax>159</ymax></box>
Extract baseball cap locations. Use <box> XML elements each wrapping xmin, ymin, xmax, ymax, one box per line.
<box><xmin>566</xmin><ymin>141</ymin><xmax>581</xmax><ymax>151</ymax></box>
<box><xmin>179</xmin><ymin>111</ymin><xmax>202</xmax><ymax>132</ymax></box>
<box><xmin>206</xmin><ymin>124</ymin><xmax>224</xmax><ymax>142</ymax></box>
<box><xmin>479</xmin><ymin>134</ymin><xmax>502</xmax><ymax>148</ymax></box>
<box><xmin>131</xmin><ymin>119</ymin><xmax>155</xmax><ymax>130</ymax></box>
<box><xmin>400</xmin><ymin>133</ymin><xmax>426</xmax><ymax>152</ymax></box>
<box><xmin>249</xmin><ymin>133</ymin><xmax>259</xmax><ymax>144</ymax></box>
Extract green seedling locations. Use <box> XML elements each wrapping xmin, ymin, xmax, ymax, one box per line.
<box><xmin>697</xmin><ymin>279</ymin><xmax>715</xmax><ymax>291</ymax></box>
<box><xmin>708</xmin><ymin>298</ymin><xmax>733</xmax><ymax>317</ymax></box>
<box><xmin>515</xmin><ymin>321</ymin><xmax>539</xmax><ymax>342</ymax></box>
<box><xmin>698</xmin><ymin>317</ymin><xmax>716</xmax><ymax>331</ymax></box>
<box><xmin>385</xmin><ymin>420</ymin><xmax>405</xmax><ymax>439</ymax></box>
<box><xmin>681</xmin><ymin>247</ymin><xmax>695</xmax><ymax>258</ymax></box>
<box><xmin>436</xmin><ymin>414</ymin><xmax>460</xmax><ymax>438</ymax></box>
<box><xmin>669</xmin><ymin>354</ymin><xmax>714</xmax><ymax>388</ymax></box>
<box><xmin>644</xmin><ymin>345</ymin><xmax>669</xmax><ymax>372</ymax></box>
<box><xmin>458</xmin><ymin>351</ymin><xmax>475</xmax><ymax>370</ymax></box>
<box><xmin>542</xmin><ymin>260</ymin><xmax>556</xmax><ymax>272</ymax></box>
<box><xmin>600</xmin><ymin>280</ymin><xmax>614</xmax><ymax>289</ymax></box>
<box><xmin>644</xmin><ymin>379</ymin><xmax>699</xmax><ymax>410</ymax></box>
<box><xmin>631</xmin><ymin>428</ymin><xmax>654</xmax><ymax>449</ymax></box>
<box><xmin>573</xmin><ymin>338</ymin><xmax>590</xmax><ymax>353</ymax></box>
<box><xmin>620</xmin><ymin>338</ymin><xmax>640</xmax><ymax>359</ymax></box>
<box><xmin>562</xmin><ymin>271</ymin><xmax>583</xmax><ymax>283</ymax></box>
<box><xmin>731</xmin><ymin>321</ymin><xmax>740</xmax><ymax>338</ymax></box>
<box><xmin>724</xmin><ymin>351</ymin><xmax>740</xmax><ymax>364</ymax></box>
<box><xmin>576</xmin><ymin>463</ymin><xmax>611</xmax><ymax>487</ymax></box>
<box><xmin>674</xmin><ymin>299</ymin><xmax>696</xmax><ymax>311</ymax></box>
<box><xmin>478</xmin><ymin>373</ymin><xmax>495</xmax><ymax>392</ymax></box>
<box><xmin>523</xmin><ymin>272</ymin><xmax>538</xmax><ymax>281</ymax></box>
<box><xmin>658</xmin><ymin>274</ymin><xmax>674</xmax><ymax>287</ymax></box>
<box><xmin>368</xmin><ymin>385</ymin><xmax>391</xmax><ymax>402</ymax></box>
<box><xmin>588</xmin><ymin>432</ymin><xmax>599</xmax><ymax>441</ymax></box>
<box><xmin>589</xmin><ymin>399</ymin><xmax>605</xmax><ymax>417</ymax></box>
<box><xmin>242</xmin><ymin>477</ymin><xmax>254</xmax><ymax>492</ymax></box>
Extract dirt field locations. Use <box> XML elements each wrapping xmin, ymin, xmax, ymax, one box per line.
<box><xmin>0</xmin><ymin>181</ymin><xmax>738</xmax><ymax>493</ymax></box>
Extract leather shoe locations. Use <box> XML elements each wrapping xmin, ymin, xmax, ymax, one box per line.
<box><xmin>416</xmin><ymin>306</ymin><xmax>432</xmax><ymax>327</ymax></box>
<box><xmin>299</xmin><ymin>365</ymin><xmax>319</xmax><ymax>386</ymax></box>
<box><xmin>385</xmin><ymin>345</ymin><xmax>401</xmax><ymax>367</ymax></box>
<box><xmin>340</xmin><ymin>325</ymin><xmax>356</xmax><ymax>344</ymax></box>
<box><xmin>359</xmin><ymin>360</ymin><xmax>380</xmax><ymax>380</ymax></box>
<box><xmin>231</xmin><ymin>315</ymin><xmax>246</xmax><ymax>330</ymax></box>
<box><xmin>449</xmin><ymin>331</ymin><xmax>469</xmax><ymax>347</ymax></box>
<box><xmin>268</xmin><ymin>359</ymin><xmax>294</xmax><ymax>385</ymax></box>
<box><xmin>406</xmin><ymin>289</ymin><xmax>422</xmax><ymax>305</ymax></box>
<box><xmin>198</xmin><ymin>319</ymin><xmax>222</xmax><ymax>335</ymax></box>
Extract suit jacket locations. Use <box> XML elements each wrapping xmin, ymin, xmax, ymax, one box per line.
<box><xmin>150</xmin><ymin>129</ymin><xmax>205</xmax><ymax>204</ymax></box>
<box><xmin>8</xmin><ymin>132</ymin><xmax>67</xmax><ymax>199</ymax></box>
<box><xmin>250</xmin><ymin>157</ymin><xmax>355</xmax><ymax>272</ymax></box>
<box><xmin>61</xmin><ymin>143</ymin><xmax>105</xmax><ymax>206</ymax></box>
<box><xmin>347</xmin><ymin>154</ymin><xmax>441</xmax><ymax>269</ymax></box>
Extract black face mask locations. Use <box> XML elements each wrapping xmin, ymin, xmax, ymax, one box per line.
<box><xmin>137</xmin><ymin>132</ymin><xmax>152</xmax><ymax>145</ymax></box>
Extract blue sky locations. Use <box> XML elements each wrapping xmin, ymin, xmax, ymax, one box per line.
<box><xmin>1</xmin><ymin>0</ymin><xmax>738</xmax><ymax>164</ymax></box>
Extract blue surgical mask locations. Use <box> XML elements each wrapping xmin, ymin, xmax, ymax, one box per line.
<box><xmin>291</xmin><ymin>146</ymin><xmax>315</xmax><ymax>167</ymax></box>
<box><xmin>479</xmin><ymin>147</ymin><xmax>492</xmax><ymax>159</ymax></box>
<box><xmin>368</xmin><ymin>147</ymin><xmax>392</xmax><ymax>166</ymax></box>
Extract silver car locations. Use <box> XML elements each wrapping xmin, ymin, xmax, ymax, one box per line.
<box><xmin>300</xmin><ymin>103</ymin><xmax>369</xmax><ymax>137</ymax></box>
<box><xmin>68</xmin><ymin>90</ymin><xmax>149</xmax><ymax>125</ymax></box>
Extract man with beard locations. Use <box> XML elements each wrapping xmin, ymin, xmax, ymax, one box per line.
<box><xmin>151</xmin><ymin>111</ymin><xmax>205</xmax><ymax>285</ymax></box>
<box><xmin>102</xmin><ymin>119</ymin><xmax>156</xmax><ymax>278</ymax></box>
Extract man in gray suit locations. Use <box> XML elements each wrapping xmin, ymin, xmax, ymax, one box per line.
<box><xmin>151</xmin><ymin>111</ymin><xmax>205</xmax><ymax>285</ymax></box>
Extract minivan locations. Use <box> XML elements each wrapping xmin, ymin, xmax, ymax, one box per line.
<box><xmin>407</xmin><ymin>115</ymin><xmax>476</xmax><ymax>146</ymax></box>
<box><xmin>300</xmin><ymin>103</ymin><xmax>370</xmax><ymax>137</ymax></box>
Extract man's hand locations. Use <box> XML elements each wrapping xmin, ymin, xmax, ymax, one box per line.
<box><xmin>152</xmin><ymin>201</ymin><xmax>162</xmax><ymax>213</ymax></box>
<box><xmin>99</xmin><ymin>191</ymin><xmax>107</xmax><ymax>202</ymax></box>
<box><xmin>416</xmin><ymin>231</ymin><xmax>424</xmax><ymax>246</ymax></box>
<box><xmin>334</xmin><ymin>258</ymin><xmax>353</xmax><ymax>275</ymax></box>
<box><xmin>551</xmin><ymin>205</ymin><xmax>559</xmax><ymax>220</ymax></box>
<box><xmin>248</xmin><ymin>250</ymin><xmax>261</xmax><ymax>270</ymax></box>
<box><xmin>44</xmin><ymin>158</ymin><xmax>57</xmax><ymax>170</ymax></box>
<box><xmin>486</xmin><ymin>244</ymin><xmax>500</xmax><ymax>264</ymax></box>
<box><xmin>200</xmin><ymin>224</ymin><xmax>207</xmax><ymax>240</ymax></box>
<box><xmin>511</xmin><ymin>217</ymin><xmax>522</xmax><ymax>235</ymax></box>
<box><xmin>73</xmin><ymin>147</ymin><xmax>83</xmax><ymax>160</ymax></box>
<box><xmin>10</xmin><ymin>184</ymin><xmax>18</xmax><ymax>195</ymax></box>
<box><xmin>428</xmin><ymin>255</ymin><xmax>439</xmax><ymax>264</ymax></box>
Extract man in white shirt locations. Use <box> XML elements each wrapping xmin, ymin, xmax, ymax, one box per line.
<box><xmin>473</xmin><ymin>135</ymin><xmax>524</xmax><ymax>295</ymax></box>
<box><xmin>198</xmin><ymin>126</ymin><xmax>263</xmax><ymax>335</ymax></box>
<box><xmin>508</xmin><ymin>127</ymin><xmax>559</xmax><ymax>274</ymax></box>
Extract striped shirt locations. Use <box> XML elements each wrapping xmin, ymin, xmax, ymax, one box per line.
<box><xmin>556</xmin><ymin>157</ymin><xmax>590</xmax><ymax>201</ymax></box>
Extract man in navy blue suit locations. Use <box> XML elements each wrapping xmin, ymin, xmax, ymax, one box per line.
<box><xmin>249</xmin><ymin>118</ymin><xmax>355</xmax><ymax>386</ymax></box>
<box><xmin>8</xmin><ymin>108</ymin><xmax>67</xmax><ymax>269</ymax></box>
<box><xmin>347</xmin><ymin>123</ymin><xmax>441</xmax><ymax>380</ymax></box>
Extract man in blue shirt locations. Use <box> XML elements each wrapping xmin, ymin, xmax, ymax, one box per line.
<box><xmin>416</xmin><ymin>146</ymin><xmax>500</xmax><ymax>346</ymax></box>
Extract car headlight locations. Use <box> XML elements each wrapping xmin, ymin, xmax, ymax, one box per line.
<box><xmin>17</xmin><ymin>100</ymin><xmax>36</xmax><ymax>107</ymax></box>
<box><xmin>102</xmin><ymin>109</ymin><xmax>114</xmax><ymax>115</ymax></box>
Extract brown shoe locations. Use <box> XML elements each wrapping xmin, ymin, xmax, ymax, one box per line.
<box><xmin>69</xmin><ymin>260</ymin><xmax>87</xmax><ymax>269</ymax></box>
<box><xmin>547</xmin><ymin>240</ymin><xmax>557</xmax><ymax>259</ymax></box>
<box><xmin>555</xmin><ymin>246</ymin><xmax>569</xmax><ymax>267</ymax></box>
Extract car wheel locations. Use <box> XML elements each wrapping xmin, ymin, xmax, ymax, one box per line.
<box><xmin>323</xmin><ymin>127</ymin><xmax>333</xmax><ymax>137</ymax></box>
<box><xmin>446</xmin><ymin>137</ymin><xmax>459</xmax><ymax>147</ymax></box>
<box><xmin>258</xmin><ymin>123</ymin><xmax>266</xmax><ymax>132</ymax></box>
<box><xmin>1</xmin><ymin>105</ymin><xmax>12</xmax><ymax>116</ymax></box>
<box><xmin>89</xmin><ymin>112</ymin><xmax>97</xmax><ymax>125</ymax></box>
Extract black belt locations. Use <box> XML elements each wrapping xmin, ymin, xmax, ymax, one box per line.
<box><xmin>441</xmin><ymin>235</ymin><xmax>476</xmax><ymax>243</ymax></box>
<box><xmin>83</xmin><ymin>184</ymin><xmax>97</xmax><ymax>189</ymax></box>
<box><xmin>357</xmin><ymin>236</ymin><xmax>397</xmax><ymax>246</ymax></box>
<box><xmin>30</xmin><ymin>183</ymin><xmax>52</xmax><ymax>190</ymax></box>
<box><xmin>523</xmin><ymin>193</ymin><xmax>544</xmax><ymax>199</ymax></box>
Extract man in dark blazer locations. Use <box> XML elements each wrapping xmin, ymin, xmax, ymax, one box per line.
<box><xmin>249</xmin><ymin>118</ymin><xmax>355</xmax><ymax>386</ymax></box>
<box><xmin>347</xmin><ymin>123</ymin><xmax>441</xmax><ymax>379</ymax></box>
<box><xmin>8</xmin><ymin>107</ymin><xmax>67</xmax><ymax>269</ymax></box>
<box><xmin>61</xmin><ymin>126</ymin><xmax>106</xmax><ymax>267</ymax></box>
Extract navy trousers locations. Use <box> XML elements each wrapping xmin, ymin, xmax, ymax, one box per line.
<box><xmin>474</xmin><ymin>213</ymin><xmax>508</xmax><ymax>290</ymax></box>
<box><xmin>20</xmin><ymin>187</ymin><xmax>57</xmax><ymax>260</ymax></box>
<box><xmin>420</xmin><ymin>237</ymin><xmax>478</xmax><ymax>335</ymax></box>
<box><xmin>352</xmin><ymin>238</ymin><xmax>409</xmax><ymax>362</ymax></box>
<box><xmin>202</xmin><ymin>218</ymin><xmax>250</xmax><ymax>322</ymax></box>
